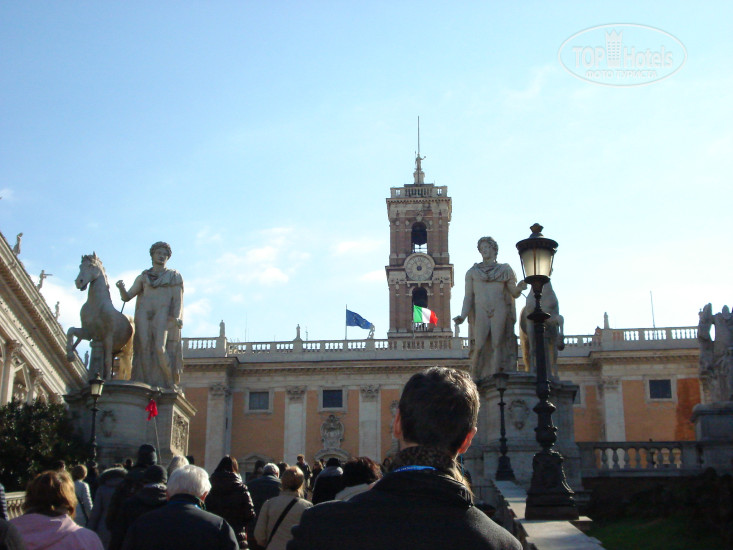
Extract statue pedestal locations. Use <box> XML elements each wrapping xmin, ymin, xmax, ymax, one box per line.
<box><xmin>691</xmin><ymin>401</ymin><xmax>733</xmax><ymax>473</ymax></box>
<box><xmin>463</xmin><ymin>373</ymin><xmax>582</xmax><ymax>492</ymax></box>
<box><xmin>66</xmin><ymin>381</ymin><xmax>196</xmax><ymax>467</ymax></box>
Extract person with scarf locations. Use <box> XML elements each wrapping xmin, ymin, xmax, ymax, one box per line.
<box><xmin>289</xmin><ymin>367</ymin><xmax>522</xmax><ymax>550</ymax></box>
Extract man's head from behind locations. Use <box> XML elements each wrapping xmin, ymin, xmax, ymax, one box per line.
<box><xmin>167</xmin><ymin>465</ymin><xmax>211</xmax><ymax>500</ymax></box>
<box><xmin>396</xmin><ymin>367</ymin><xmax>479</xmax><ymax>456</ymax></box>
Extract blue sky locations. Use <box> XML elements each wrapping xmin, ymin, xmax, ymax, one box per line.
<box><xmin>2</xmin><ymin>2</ymin><xmax>731</xmax><ymax>346</ymax></box>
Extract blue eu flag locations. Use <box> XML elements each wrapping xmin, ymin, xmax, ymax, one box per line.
<box><xmin>346</xmin><ymin>309</ymin><xmax>372</xmax><ymax>329</ymax></box>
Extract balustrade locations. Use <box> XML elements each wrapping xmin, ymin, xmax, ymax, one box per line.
<box><xmin>578</xmin><ymin>441</ymin><xmax>703</xmax><ymax>477</ymax></box>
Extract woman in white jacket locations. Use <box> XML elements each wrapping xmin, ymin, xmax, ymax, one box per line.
<box><xmin>71</xmin><ymin>465</ymin><xmax>93</xmax><ymax>527</ymax></box>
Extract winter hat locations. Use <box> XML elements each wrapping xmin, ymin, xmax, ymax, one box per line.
<box><xmin>326</xmin><ymin>457</ymin><xmax>341</xmax><ymax>468</ymax></box>
<box><xmin>137</xmin><ymin>444</ymin><xmax>158</xmax><ymax>467</ymax></box>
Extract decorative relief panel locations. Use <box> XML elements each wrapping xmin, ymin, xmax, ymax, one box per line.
<box><xmin>321</xmin><ymin>414</ymin><xmax>344</xmax><ymax>450</ymax></box>
<box><xmin>508</xmin><ymin>399</ymin><xmax>530</xmax><ymax>430</ymax></box>
<box><xmin>172</xmin><ymin>411</ymin><xmax>189</xmax><ymax>454</ymax></box>
<box><xmin>100</xmin><ymin>410</ymin><xmax>117</xmax><ymax>438</ymax></box>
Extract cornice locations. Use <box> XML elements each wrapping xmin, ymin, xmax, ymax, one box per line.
<box><xmin>0</xmin><ymin>232</ymin><xmax>86</xmax><ymax>386</ymax></box>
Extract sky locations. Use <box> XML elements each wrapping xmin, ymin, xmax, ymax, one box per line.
<box><xmin>1</xmin><ymin>2</ymin><xmax>731</xmax><ymax>350</ymax></box>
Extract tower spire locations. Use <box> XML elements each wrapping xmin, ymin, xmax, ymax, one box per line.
<box><xmin>414</xmin><ymin>116</ymin><xmax>426</xmax><ymax>184</ymax></box>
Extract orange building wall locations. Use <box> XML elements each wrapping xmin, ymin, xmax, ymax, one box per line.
<box><xmin>623</xmin><ymin>379</ymin><xmax>698</xmax><ymax>441</ymax></box>
<box><xmin>675</xmin><ymin>378</ymin><xmax>700</xmax><ymax>440</ymax></box>
<box><xmin>574</xmin><ymin>385</ymin><xmax>604</xmax><ymax>442</ymax></box>
<box><xmin>305</xmin><ymin>389</ymin><xmax>320</xmax><ymax>462</ymax></box>
<box><xmin>231</xmin><ymin>390</ymin><xmax>285</xmax><ymax>461</ymax></box>
<box><xmin>381</xmin><ymin>389</ymin><xmax>401</xmax><ymax>459</ymax></box>
<box><xmin>341</xmin><ymin>390</ymin><xmax>359</xmax><ymax>457</ymax></box>
<box><xmin>185</xmin><ymin>387</ymin><xmax>208</xmax><ymax>466</ymax></box>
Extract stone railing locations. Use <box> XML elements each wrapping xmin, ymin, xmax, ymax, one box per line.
<box><xmin>7</xmin><ymin>491</ymin><xmax>24</xmax><ymax>519</ymax></box>
<box><xmin>578</xmin><ymin>441</ymin><xmax>703</xmax><ymax>477</ymax></box>
<box><xmin>390</xmin><ymin>185</ymin><xmax>447</xmax><ymax>198</ymax></box>
<box><xmin>183</xmin><ymin>326</ymin><xmax>698</xmax><ymax>362</ymax></box>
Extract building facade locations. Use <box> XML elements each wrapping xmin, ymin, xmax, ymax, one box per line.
<box><xmin>0</xmin><ymin>232</ymin><xmax>87</xmax><ymax>407</ymax></box>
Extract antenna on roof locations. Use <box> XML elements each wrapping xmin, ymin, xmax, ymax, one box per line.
<box><xmin>418</xmin><ymin>116</ymin><xmax>421</xmax><ymax>157</ymax></box>
<box><xmin>413</xmin><ymin>116</ymin><xmax>426</xmax><ymax>184</ymax></box>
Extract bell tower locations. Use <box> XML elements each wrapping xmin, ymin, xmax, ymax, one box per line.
<box><xmin>385</xmin><ymin>150</ymin><xmax>453</xmax><ymax>338</ymax></box>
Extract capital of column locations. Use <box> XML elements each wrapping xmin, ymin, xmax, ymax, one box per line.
<box><xmin>360</xmin><ymin>384</ymin><xmax>380</xmax><ymax>400</ymax></box>
<box><xmin>209</xmin><ymin>383</ymin><xmax>231</xmax><ymax>398</ymax></box>
<box><xmin>286</xmin><ymin>386</ymin><xmax>306</xmax><ymax>402</ymax></box>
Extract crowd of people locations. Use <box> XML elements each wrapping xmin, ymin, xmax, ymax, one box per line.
<box><xmin>0</xmin><ymin>367</ymin><xmax>522</xmax><ymax>550</ymax></box>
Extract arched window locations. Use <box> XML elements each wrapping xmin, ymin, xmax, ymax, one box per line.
<box><xmin>411</xmin><ymin>287</ymin><xmax>429</xmax><ymax>331</ymax></box>
<box><xmin>411</xmin><ymin>222</ymin><xmax>427</xmax><ymax>253</ymax></box>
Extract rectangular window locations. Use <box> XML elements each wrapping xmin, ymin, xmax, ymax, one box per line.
<box><xmin>249</xmin><ymin>391</ymin><xmax>270</xmax><ymax>411</ymax></box>
<box><xmin>649</xmin><ymin>379</ymin><xmax>672</xmax><ymax>400</ymax></box>
<box><xmin>322</xmin><ymin>389</ymin><xmax>343</xmax><ymax>409</ymax></box>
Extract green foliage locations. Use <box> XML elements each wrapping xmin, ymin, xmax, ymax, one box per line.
<box><xmin>588</xmin><ymin>516</ymin><xmax>724</xmax><ymax>550</ymax></box>
<box><xmin>0</xmin><ymin>399</ymin><xmax>89</xmax><ymax>492</ymax></box>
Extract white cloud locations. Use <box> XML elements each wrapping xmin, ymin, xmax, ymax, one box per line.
<box><xmin>0</xmin><ymin>188</ymin><xmax>14</xmax><ymax>201</ymax></box>
<box><xmin>195</xmin><ymin>227</ymin><xmax>223</xmax><ymax>246</ymax></box>
<box><xmin>257</xmin><ymin>266</ymin><xmax>289</xmax><ymax>285</ymax></box>
<box><xmin>332</xmin><ymin>238</ymin><xmax>383</xmax><ymax>256</ymax></box>
<box><xmin>502</xmin><ymin>64</ymin><xmax>556</xmax><ymax>108</ymax></box>
<box><xmin>359</xmin><ymin>270</ymin><xmax>385</xmax><ymax>282</ymax></box>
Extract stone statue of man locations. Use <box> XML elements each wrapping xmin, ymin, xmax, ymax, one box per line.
<box><xmin>453</xmin><ymin>236</ymin><xmax>526</xmax><ymax>380</ymax></box>
<box><xmin>116</xmin><ymin>242</ymin><xmax>184</xmax><ymax>388</ymax></box>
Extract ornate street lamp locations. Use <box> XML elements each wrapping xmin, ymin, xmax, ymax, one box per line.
<box><xmin>493</xmin><ymin>371</ymin><xmax>515</xmax><ymax>481</ymax></box>
<box><xmin>516</xmin><ymin>224</ymin><xmax>578</xmax><ymax>520</ymax></box>
<box><xmin>88</xmin><ymin>374</ymin><xmax>105</xmax><ymax>462</ymax></box>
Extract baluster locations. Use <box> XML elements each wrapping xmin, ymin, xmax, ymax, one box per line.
<box><xmin>600</xmin><ymin>447</ymin><xmax>609</xmax><ymax>470</ymax></box>
<box><xmin>611</xmin><ymin>447</ymin><xmax>620</xmax><ymax>470</ymax></box>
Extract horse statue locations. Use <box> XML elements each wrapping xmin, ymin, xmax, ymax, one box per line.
<box><xmin>66</xmin><ymin>253</ymin><xmax>134</xmax><ymax>380</ymax></box>
<box><xmin>519</xmin><ymin>281</ymin><xmax>564</xmax><ymax>379</ymax></box>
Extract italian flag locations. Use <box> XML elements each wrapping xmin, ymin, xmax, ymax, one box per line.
<box><xmin>413</xmin><ymin>305</ymin><xmax>438</xmax><ymax>324</ymax></box>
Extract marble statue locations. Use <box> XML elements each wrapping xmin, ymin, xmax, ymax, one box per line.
<box><xmin>454</xmin><ymin>237</ymin><xmax>527</xmax><ymax>380</ymax></box>
<box><xmin>698</xmin><ymin>303</ymin><xmax>733</xmax><ymax>403</ymax></box>
<box><xmin>37</xmin><ymin>269</ymin><xmax>53</xmax><ymax>289</ymax></box>
<box><xmin>12</xmin><ymin>233</ymin><xmax>22</xmax><ymax>256</ymax></box>
<box><xmin>519</xmin><ymin>281</ymin><xmax>565</xmax><ymax>379</ymax></box>
<box><xmin>54</xmin><ymin>301</ymin><xmax>60</xmax><ymax>320</ymax></box>
<box><xmin>117</xmin><ymin>242</ymin><xmax>184</xmax><ymax>389</ymax></box>
<box><xmin>66</xmin><ymin>253</ymin><xmax>134</xmax><ymax>380</ymax></box>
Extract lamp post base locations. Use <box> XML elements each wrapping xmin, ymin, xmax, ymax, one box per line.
<box><xmin>525</xmin><ymin>449</ymin><xmax>578</xmax><ymax>520</ymax></box>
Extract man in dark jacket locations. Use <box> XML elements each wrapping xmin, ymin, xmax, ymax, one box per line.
<box><xmin>246</xmin><ymin>463</ymin><xmax>281</xmax><ymax>516</ymax></box>
<box><xmin>106</xmin><ymin>443</ymin><xmax>157</xmax><ymax>531</ymax></box>
<box><xmin>109</xmin><ymin>465</ymin><xmax>168</xmax><ymax>550</ymax></box>
<box><xmin>122</xmin><ymin>464</ymin><xmax>237</xmax><ymax>550</ymax></box>
<box><xmin>289</xmin><ymin>367</ymin><xmax>522</xmax><ymax>550</ymax></box>
<box><xmin>310</xmin><ymin>457</ymin><xmax>343</xmax><ymax>504</ymax></box>
<box><xmin>245</xmin><ymin>463</ymin><xmax>281</xmax><ymax>550</ymax></box>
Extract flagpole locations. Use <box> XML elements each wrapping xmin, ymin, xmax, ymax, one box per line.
<box><xmin>153</xmin><ymin>415</ymin><xmax>160</xmax><ymax>454</ymax></box>
<box><xmin>345</xmin><ymin>304</ymin><xmax>348</xmax><ymax>341</ymax></box>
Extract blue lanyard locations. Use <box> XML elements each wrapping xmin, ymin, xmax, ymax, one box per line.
<box><xmin>393</xmin><ymin>465</ymin><xmax>436</xmax><ymax>473</ymax></box>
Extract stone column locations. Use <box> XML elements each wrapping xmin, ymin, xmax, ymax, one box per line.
<box><xmin>1</xmin><ymin>341</ymin><xmax>21</xmax><ymax>405</ymax></box>
<box><xmin>284</xmin><ymin>386</ymin><xmax>307</xmax><ymax>464</ymax></box>
<box><xmin>359</xmin><ymin>385</ymin><xmax>381</xmax><ymax>460</ymax></box>
<box><xmin>205</xmin><ymin>383</ymin><xmax>231</xmax><ymax>471</ymax></box>
<box><xmin>599</xmin><ymin>377</ymin><xmax>626</xmax><ymax>441</ymax></box>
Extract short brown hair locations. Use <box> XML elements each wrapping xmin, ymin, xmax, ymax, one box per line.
<box><xmin>70</xmin><ymin>464</ymin><xmax>87</xmax><ymax>481</ymax></box>
<box><xmin>281</xmin><ymin>466</ymin><xmax>305</xmax><ymax>492</ymax></box>
<box><xmin>399</xmin><ymin>367</ymin><xmax>479</xmax><ymax>454</ymax></box>
<box><xmin>23</xmin><ymin>470</ymin><xmax>78</xmax><ymax>518</ymax></box>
